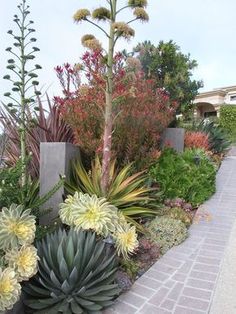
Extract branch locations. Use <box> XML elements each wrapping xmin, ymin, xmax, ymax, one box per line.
<box><xmin>9</xmin><ymin>50</ymin><xmax>22</xmax><ymax>63</ymax></box>
<box><xmin>127</xmin><ymin>17</ymin><xmax>139</xmax><ymax>24</ymax></box>
<box><xmin>85</xmin><ymin>19</ymin><xmax>110</xmax><ymax>38</ymax></box>
<box><xmin>6</xmin><ymin>95</ymin><xmax>21</xmax><ymax>106</ymax></box>
<box><xmin>116</xmin><ymin>5</ymin><xmax>133</xmax><ymax>15</ymax></box>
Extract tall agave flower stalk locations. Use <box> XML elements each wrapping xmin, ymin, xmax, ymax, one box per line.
<box><xmin>73</xmin><ymin>0</ymin><xmax>149</xmax><ymax>193</ymax></box>
<box><xmin>3</xmin><ymin>0</ymin><xmax>42</xmax><ymax>185</ymax></box>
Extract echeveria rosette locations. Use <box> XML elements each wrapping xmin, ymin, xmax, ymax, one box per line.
<box><xmin>0</xmin><ymin>267</ymin><xmax>21</xmax><ymax>311</ymax></box>
<box><xmin>0</xmin><ymin>204</ymin><xmax>36</xmax><ymax>250</ymax></box>
<box><xmin>60</xmin><ymin>192</ymin><xmax>118</xmax><ymax>237</ymax></box>
<box><xmin>5</xmin><ymin>245</ymin><xmax>39</xmax><ymax>282</ymax></box>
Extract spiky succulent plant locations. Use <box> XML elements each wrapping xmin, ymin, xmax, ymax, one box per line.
<box><xmin>0</xmin><ymin>204</ymin><xmax>36</xmax><ymax>250</ymax></box>
<box><xmin>23</xmin><ymin>228</ymin><xmax>120</xmax><ymax>313</ymax></box>
<box><xmin>59</xmin><ymin>192</ymin><xmax>118</xmax><ymax>237</ymax></box>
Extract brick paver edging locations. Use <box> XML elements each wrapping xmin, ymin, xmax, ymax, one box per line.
<box><xmin>104</xmin><ymin>149</ymin><xmax>236</xmax><ymax>314</ymax></box>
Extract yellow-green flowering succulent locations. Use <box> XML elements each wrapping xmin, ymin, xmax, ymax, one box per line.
<box><xmin>5</xmin><ymin>245</ymin><xmax>39</xmax><ymax>282</ymax></box>
<box><xmin>60</xmin><ymin>192</ymin><xmax>118</xmax><ymax>237</ymax></box>
<box><xmin>113</xmin><ymin>220</ymin><xmax>139</xmax><ymax>259</ymax></box>
<box><xmin>60</xmin><ymin>193</ymin><xmax>139</xmax><ymax>259</ymax></box>
<box><xmin>0</xmin><ymin>267</ymin><xmax>21</xmax><ymax>311</ymax></box>
<box><xmin>0</xmin><ymin>204</ymin><xmax>36</xmax><ymax>250</ymax></box>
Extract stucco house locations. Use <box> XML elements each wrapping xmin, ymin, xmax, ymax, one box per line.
<box><xmin>194</xmin><ymin>85</ymin><xmax>236</xmax><ymax>118</ymax></box>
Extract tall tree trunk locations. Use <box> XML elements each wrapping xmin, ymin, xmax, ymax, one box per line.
<box><xmin>101</xmin><ymin>0</ymin><xmax>116</xmax><ymax>193</ymax></box>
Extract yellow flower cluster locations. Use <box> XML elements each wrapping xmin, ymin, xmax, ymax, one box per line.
<box><xmin>0</xmin><ymin>204</ymin><xmax>38</xmax><ymax>311</ymax></box>
<box><xmin>112</xmin><ymin>22</ymin><xmax>135</xmax><ymax>40</ymax></box>
<box><xmin>133</xmin><ymin>7</ymin><xmax>149</xmax><ymax>22</ymax></box>
<box><xmin>60</xmin><ymin>193</ymin><xmax>139</xmax><ymax>259</ymax></box>
<box><xmin>73</xmin><ymin>9</ymin><xmax>91</xmax><ymax>22</ymax></box>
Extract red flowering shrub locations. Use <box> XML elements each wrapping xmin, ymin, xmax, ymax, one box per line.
<box><xmin>185</xmin><ymin>131</ymin><xmax>209</xmax><ymax>150</ymax></box>
<box><xmin>54</xmin><ymin>51</ymin><xmax>178</xmax><ymax>169</ymax></box>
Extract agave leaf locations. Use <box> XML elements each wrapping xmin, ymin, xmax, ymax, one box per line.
<box><xmin>50</xmin><ymin>270</ymin><xmax>61</xmax><ymax>287</ymax></box>
<box><xmin>61</xmin><ymin>279</ymin><xmax>71</xmax><ymax>294</ymax></box>
<box><xmin>85</xmin><ymin>268</ymin><xmax>117</xmax><ymax>289</ymax></box>
<box><xmin>36</xmin><ymin>301</ymin><xmax>64</xmax><ymax>314</ymax></box>
<box><xmin>70</xmin><ymin>300</ymin><xmax>83</xmax><ymax>313</ymax></box>
<box><xmin>68</xmin><ymin>267</ymin><xmax>79</xmax><ymax>287</ymax></box>
<box><xmin>80</xmin><ymin>284</ymin><xmax>119</xmax><ymax>297</ymax></box>
<box><xmin>74</xmin><ymin>297</ymin><xmax>102</xmax><ymax>311</ymax></box>
<box><xmin>23</xmin><ymin>283</ymin><xmax>50</xmax><ymax>297</ymax></box>
<box><xmin>59</xmin><ymin>301</ymin><xmax>70</xmax><ymax>313</ymax></box>
<box><xmin>65</xmin><ymin>235</ymin><xmax>75</xmax><ymax>271</ymax></box>
<box><xmin>59</xmin><ymin>256</ymin><xmax>70</xmax><ymax>280</ymax></box>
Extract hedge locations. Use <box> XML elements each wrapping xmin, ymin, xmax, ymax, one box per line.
<box><xmin>219</xmin><ymin>105</ymin><xmax>236</xmax><ymax>141</ymax></box>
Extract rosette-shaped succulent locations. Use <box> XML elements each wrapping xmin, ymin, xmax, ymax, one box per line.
<box><xmin>0</xmin><ymin>204</ymin><xmax>36</xmax><ymax>250</ymax></box>
<box><xmin>0</xmin><ymin>267</ymin><xmax>21</xmax><ymax>311</ymax></box>
<box><xmin>59</xmin><ymin>192</ymin><xmax>118</xmax><ymax>237</ymax></box>
<box><xmin>5</xmin><ymin>245</ymin><xmax>38</xmax><ymax>282</ymax></box>
<box><xmin>24</xmin><ymin>229</ymin><xmax>119</xmax><ymax>313</ymax></box>
<box><xmin>114</xmin><ymin>220</ymin><xmax>139</xmax><ymax>259</ymax></box>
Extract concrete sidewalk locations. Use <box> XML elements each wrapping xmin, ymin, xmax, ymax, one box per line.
<box><xmin>104</xmin><ymin>148</ymin><xmax>236</xmax><ymax>314</ymax></box>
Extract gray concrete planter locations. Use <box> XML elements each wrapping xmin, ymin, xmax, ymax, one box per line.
<box><xmin>39</xmin><ymin>142</ymin><xmax>80</xmax><ymax>225</ymax></box>
<box><xmin>161</xmin><ymin>127</ymin><xmax>185</xmax><ymax>152</ymax></box>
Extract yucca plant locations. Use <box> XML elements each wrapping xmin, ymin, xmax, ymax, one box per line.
<box><xmin>64</xmin><ymin>157</ymin><xmax>157</xmax><ymax>226</ymax></box>
<box><xmin>23</xmin><ymin>228</ymin><xmax>120</xmax><ymax>313</ymax></box>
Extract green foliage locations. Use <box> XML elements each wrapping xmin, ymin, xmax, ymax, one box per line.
<box><xmin>149</xmin><ymin>148</ymin><xmax>217</xmax><ymax>206</ymax></box>
<box><xmin>65</xmin><ymin>157</ymin><xmax>157</xmax><ymax>226</ymax></box>
<box><xmin>164</xmin><ymin>207</ymin><xmax>193</xmax><ymax>227</ymax></box>
<box><xmin>196</xmin><ymin>120</ymin><xmax>230</xmax><ymax>153</ymax></box>
<box><xmin>147</xmin><ymin>217</ymin><xmax>188</xmax><ymax>254</ymax></box>
<box><xmin>133</xmin><ymin>40</ymin><xmax>203</xmax><ymax>113</ymax></box>
<box><xmin>120</xmin><ymin>259</ymin><xmax>139</xmax><ymax>280</ymax></box>
<box><xmin>219</xmin><ymin>105</ymin><xmax>236</xmax><ymax>142</ymax></box>
<box><xmin>0</xmin><ymin>161</ymin><xmax>23</xmax><ymax>208</ymax></box>
<box><xmin>24</xmin><ymin>228</ymin><xmax>120</xmax><ymax>313</ymax></box>
<box><xmin>0</xmin><ymin>161</ymin><xmax>64</xmax><ymax>219</ymax></box>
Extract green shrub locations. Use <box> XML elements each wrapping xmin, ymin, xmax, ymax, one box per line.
<box><xmin>147</xmin><ymin>217</ymin><xmax>188</xmax><ymax>254</ymax></box>
<box><xmin>149</xmin><ymin>148</ymin><xmax>216</xmax><ymax>206</ymax></box>
<box><xmin>0</xmin><ymin>161</ymin><xmax>63</xmax><ymax>218</ymax></box>
<box><xmin>219</xmin><ymin>105</ymin><xmax>236</xmax><ymax>142</ymax></box>
<box><xmin>24</xmin><ymin>228</ymin><xmax>119</xmax><ymax>313</ymax></box>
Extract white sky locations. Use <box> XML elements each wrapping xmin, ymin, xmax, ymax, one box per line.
<box><xmin>1</xmin><ymin>0</ymin><xmax>236</xmax><ymax>101</ymax></box>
